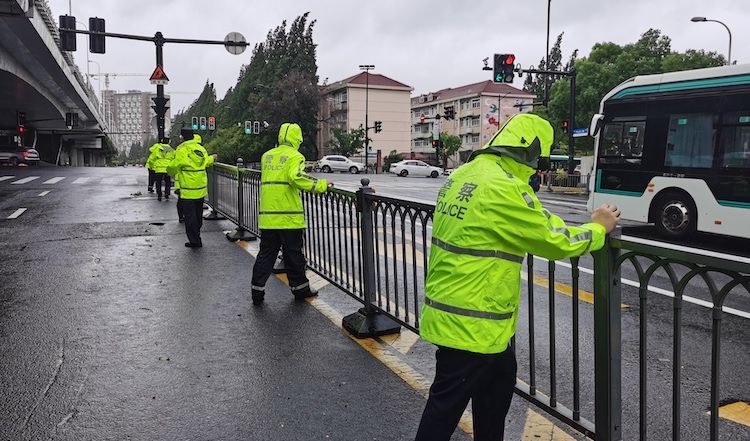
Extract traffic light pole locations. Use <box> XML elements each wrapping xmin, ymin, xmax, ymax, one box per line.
<box><xmin>516</xmin><ymin>67</ymin><xmax>577</xmax><ymax>174</ymax></box>
<box><xmin>66</xmin><ymin>28</ymin><xmax>247</xmax><ymax>142</ymax></box>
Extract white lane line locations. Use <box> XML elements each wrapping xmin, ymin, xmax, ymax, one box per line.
<box><xmin>43</xmin><ymin>177</ymin><xmax>65</xmax><ymax>184</ymax></box>
<box><xmin>7</xmin><ymin>208</ymin><xmax>27</xmax><ymax>219</ymax></box>
<box><xmin>0</xmin><ymin>176</ymin><xmax>15</xmax><ymax>182</ymax></box>
<box><xmin>38</xmin><ymin>191</ymin><xmax>51</xmax><ymax>197</ymax></box>
<box><xmin>620</xmin><ymin>234</ymin><xmax>750</xmax><ymax>266</ymax></box>
<box><xmin>72</xmin><ymin>177</ymin><xmax>90</xmax><ymax>184</ymax></box>
<box><xmin>534</xmin><ymin>256</ymin><xmax>750</xmax><ymax>320</ymax></box>
<box><xmin>11</xmin><ymin>176</ymin><xmax>39</xmax><ymax>185</ymax></box>
<box><xmin>538</xmin><ymin>199</ymin><xmax>588</xmax><ymax>209</ymax></box>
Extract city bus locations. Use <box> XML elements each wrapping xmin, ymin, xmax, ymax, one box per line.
<box><xmin>588</xmin><ymin>64</ymin><xmax>750</xmax><ymax>239</ymax></box>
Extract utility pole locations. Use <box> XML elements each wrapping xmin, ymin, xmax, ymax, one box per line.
<box><xmin>359</xmin><ymin>64</ymin><xmax>375</xmax><ymax>173</ymax></box>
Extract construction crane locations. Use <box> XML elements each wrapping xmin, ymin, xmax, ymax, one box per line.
<box><xmin>88</xmin><ymin>73</ymin><xmax>146</xmax><ymax>89</ymax></box>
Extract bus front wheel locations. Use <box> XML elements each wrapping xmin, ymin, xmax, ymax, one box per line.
<box><xmin>653</xmin><ymin>192</ymin><xmax>697</xmax><ymax>239</ymax></box>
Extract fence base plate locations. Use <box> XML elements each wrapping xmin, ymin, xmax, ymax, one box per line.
<box><xmin>342</xmin><ymin>308</ymin><xmax>401</xmax><ymax>339</ymax></box>
<box><xmin>203</xmin><ymin>210</ymin><xmax>226</xmax><ymax>221</ymax></box>
<box><xmin>226</xmin><ymin>228</ymin><xmax>257</xmax><ymax>242</ymax></box>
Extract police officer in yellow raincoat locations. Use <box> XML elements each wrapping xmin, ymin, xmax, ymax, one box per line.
<box><xmin>167</xmin><ymin>128</ymin><xmax>215</xmax><ymax>247</ymax></box>
<box><xmin>250</xmin><ymin>123</ymin><xmax>330</xmax><ymax>305</ymax></box>
<box><xmin>415</xmin><ymin>114</ymin><xmax>621</xmax><ymax>441</ymax></box>
<box><xmin>145</xmin><ymin>138</ymin><xmax>174</xmax><ymax>201</ymax></box>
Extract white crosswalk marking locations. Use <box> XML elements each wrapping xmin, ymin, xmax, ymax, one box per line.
<box><xmin>124</xmin><ymin>177</ymin><xmax>138</xmax><ymax>185</ymax></box>
<box><xmin>11</xmin><ymin>176</ymin><xmax>39</xmax><ymax>185</ymax></box>
<box><xmin>72</xmin><ymin>177</ymin><xmax>90</xmax><ymax>184</ymax></box>
<box><xmin>7</xmin><ymin>208</ymin><xmax>27</xmax><ymax>219</ymax></box>
<box><xmin>43</xmin><ymin>177</ymin><xmax>65</xmax><ymax>184</ymax></box>
<box><xmin>100</xmin><ymin>177</ymin><xmax>117</xmax><ymax>185</ymax></box>
<box><xmin>0</xmin><ymin>176</ymin><xmax>14</xmax><ymax>182</ymax></box>
<box><xmin>38</xmin><ymin>191</ymin><xmax>51</xmax><ymax>197</ymax></box>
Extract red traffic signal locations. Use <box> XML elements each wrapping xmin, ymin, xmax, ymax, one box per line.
<box><xmin>503</xmin><ymin>54</ymin><xmax>515</xmax><ymax>65</ymax></box>
<box><xmin>562</xmin><ymin>119</ymin><xmax>569</xmax><ymax>134</ymax></box>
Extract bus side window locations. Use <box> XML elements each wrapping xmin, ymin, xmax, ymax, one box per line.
<box><xmin>665</xmin><ymin>113</ymin><xmax>715</xmax><ymax>168</ymax></box>
<box><xmin>720</xmin><ymin>111</ymin><xmax>750</xmax><ymax>169</ymax></box>
<box><xmin>602</xmin><ymin>123</ymin><xmax>623</xmax><ymax>157</ymax></box>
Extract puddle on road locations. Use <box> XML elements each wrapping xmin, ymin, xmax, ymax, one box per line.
<box><xmin>148</xmin><ymin>222</ymin><xmax>164</xmax><ymax>226</ymax></box>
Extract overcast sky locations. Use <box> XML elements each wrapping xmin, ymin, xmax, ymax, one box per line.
<box><xmin>49</xmin><ymin>0</ymin><xmax>750</xmax><ymax>113</ymax></box>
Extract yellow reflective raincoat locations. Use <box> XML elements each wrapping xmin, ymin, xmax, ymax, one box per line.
<box><xmin>167</xmin><ymin>134</ymin><xmax>213</xmax><ymax>200</ymax></box>
<box><xmin>258</xmin><ymin>123</ymin><xmax>328</xmax><ymax>229</ymax></box>
<box><xmin>419</xmin><ymin>114</ymin><xmax>607</xmax><ymax>354</ymax></box>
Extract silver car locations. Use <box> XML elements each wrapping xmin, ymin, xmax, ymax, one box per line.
<box><xmin>317</xmin><ymin>155</ymin><xmax>365</xmax><ymax>174</ymax></box>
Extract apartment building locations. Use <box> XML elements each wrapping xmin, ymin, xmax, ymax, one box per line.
<box><xmin>318</xmin><ymin>72</ymin><xmax>413</xmax><ymax>159</ymax></box>
<box><xmin>411</xmin><ymin>81</ymin><xmax>535</xmax><ymax>164</ymax></box>
<box><xmin>102</xmin><ymin>90</ymin><xmax>171</xmax><ymax>153</ymax></box>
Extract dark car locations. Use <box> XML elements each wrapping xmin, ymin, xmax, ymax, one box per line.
<box><xmin>0</xmin><ymin>144</ymin><xmax>40</xmax><ymax>166</ymax></box>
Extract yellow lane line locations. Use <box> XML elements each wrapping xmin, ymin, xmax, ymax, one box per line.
<box><xmin>522</xmin><ymin>271</ymin><xmax>629</xmax><ymax>309</ymax></box>
<box><xmin>522</xmin><ymin>408</ymin><xmax>577</xmax><ymax>440</ymax></box>
<box><xmin>708</xmin><ymin>401</ymin><xmax>750</xmax><ymax>427</ymax></box>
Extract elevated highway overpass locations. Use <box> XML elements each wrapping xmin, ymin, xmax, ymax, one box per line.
<box><xmin>0</xmin><ymin>0</ymin><xmax>109</xmax><ymax>166</ymax></box>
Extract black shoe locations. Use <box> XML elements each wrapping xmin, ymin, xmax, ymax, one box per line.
<box><xmin>251</xmin><ymin>288</ymin><xmax>265</xmax><ymax>306</ymax></box>
<box><xmin>184</xmin><ymin>242</ymin><xmax>202</xmax><ymax>248</ymax></box>
<box><xmin>293</xmin><ymin>287</ymin><xmax>318</xmax><ymax>301</ymax></box>
<box><xmin>164</xmin><ymin>195</ymin><xmax>170</xmax><ymax>200</ymax></box>
<box><xmin>147</xmin><ymin>188</ymin><xmax>154</xmax><ymax>193</ymax></box>
<box><xmin>157</xmin><ymin>196</ymin><xmax>162</xmax><ymax>201</ymax></box>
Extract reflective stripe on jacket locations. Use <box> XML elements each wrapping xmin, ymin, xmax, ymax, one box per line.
<box><xmin>167</xmin><ymin>140</ymin><xmax>213</xmax><ymax>199</ymax></box>
<box><xmin>419</xmin><ymin>154</ymin><xmax>606</xmax><ymax>355</ymax></box>
<box><xmin>258</xmin><ymin>123</ymin><xmax>328</xmax><ymax>229</ymax></box>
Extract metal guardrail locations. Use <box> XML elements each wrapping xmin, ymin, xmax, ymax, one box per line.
<box><xmin>205</xmin><ymin>162</ymin><xmax>750</xmax><ymax>441</ymax></box>
<box><xmin>541</xmin><ymin>172</ymin><xmax>590</xmax><ymax>190</ymax></box>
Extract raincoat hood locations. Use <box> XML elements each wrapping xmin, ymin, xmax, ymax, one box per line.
<box><xmin>469</xmin><ymin>113</ymin><xmax>553</xmax><ymax>180</ymax></box>
<box><xmin>277</xmin><ymin>123</ymin><xmax>303</xmax><ymax>150</ymax></box>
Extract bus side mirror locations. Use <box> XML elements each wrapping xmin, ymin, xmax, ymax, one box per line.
<box><xmin>590</xmin><ymin>114</ymin><xmax>604</xmax><ymax>137</ymax></box>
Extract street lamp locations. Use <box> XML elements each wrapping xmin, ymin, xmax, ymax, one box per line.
<box><xmin>359</xmin><ymin>64</ymin><xmax>374</xmax><ymax>173</ymax></box>
<box><xmin>690</xmin><ymin>16</ymin><xmax>732</xmax><ymax>65</ymax></box>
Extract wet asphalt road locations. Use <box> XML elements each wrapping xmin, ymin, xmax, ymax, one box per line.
<box><xmin>0</xmin><ymin>166</ymin><xmax>470</xmax><ymax>441</ymax></box>
<box><xmin>1</xmin><ymin>166</ymin><xmax>749</xmax><ymax>440</ymax></box>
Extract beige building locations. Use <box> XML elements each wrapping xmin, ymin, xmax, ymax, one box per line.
<box><xmin>318</xmin><ymin>73</ymin><xmax>413</xmax><ymax>160</ymax></box>
<box><xmin>102</xmin><ymin>89</ymin><xmax>171</xmax><ymax>153</ymax></box>
<box><xmin>411</xmin><ymin>81</ymin><xmax>535</xmax><ymax>165</ymax></box>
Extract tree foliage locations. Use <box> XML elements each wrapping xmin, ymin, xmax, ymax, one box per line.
<box><xmin>436</xmin><ymin>132</ymin><xmax>462</xmax><ymax>168</ymax></box>
<box><xmin>533</xmin><ymin>29</ymin><xmax>725</xmax><ymax>154</ymax></box>
<box><xmin>327</xmin><ymin>127</ymin><xmax>365</xmax><ymax>157</ymax></box>
<box><xmin>170</xmin><ymin>13</ymin><xmax>320</xmax><ymax>163</ymax></box>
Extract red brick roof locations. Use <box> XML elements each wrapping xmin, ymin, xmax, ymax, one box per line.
<box><xmin>323</xmin><ymin>72</ymin><xmax>412</xmax><ymax>92</ymax></box>
<box><xmin>411</xmin><ymin>80</ymin><xmax>533</xmax><ymax>106</ymax></box>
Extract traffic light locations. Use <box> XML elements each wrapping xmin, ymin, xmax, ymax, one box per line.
<box><xmin>374</xmin><ymin>121</ymin><xmax>382</xmax><ymax>133</ymax></box>
<box><xmin>199</xmin><ymin>117</ymin><xmax>207</xmax><ymax>130</ymax></box>
<box><xmin>191</xmin><ymin>117</ymin><xmax>199</xmax><ymax>130</ymax></box>
<box><xmin>444</xmin><ymin>106</ymin><xmax>455</xmax><ymax>120</ymax></box>
<box><xmin>59</xmin><ymin>15</ymin><xmax>77</xmax><ymax>51</ymax></box>
<box><xmin>17</xmin><ymin>111</ymin><xmax>26</xmax><ymax>134</ymax></box>
<box><xmin>561</xmin><ymin>119</ymin><xmax>569</xmax><ymax>134</ymax></box>
<box><xmin>88</xmin><ymin>17</ymin><xmax>105</xmax><ymax>54</ymax></box>
<box><xmin>208</xmin><ymin>116</ymin><xmax>215</xmax><ymax>130</ymax></box>
<box><xmin>253</xmin><ymin>121</ymin><xmax>260</xmax><ymax>134</ymax></box>
<box><xmin>244</xmin><ymin>121</ymin><xmax>252</xmax><ymax>134</ymax></box>
<box><xmin>493</xmin><ymin>54</ymin><xmax>516</xmax><ymax>84</ymax></box>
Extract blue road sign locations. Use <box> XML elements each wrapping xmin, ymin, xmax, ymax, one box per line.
<box><xmin>572</xmin><ymin>128</ymin><xmax>589</xmax><ymax>138</ymax></box>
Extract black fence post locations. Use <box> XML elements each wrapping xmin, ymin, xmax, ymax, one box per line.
<box><xmin>593</xmin><ymin>237</ymin><xmax>622</xmax><ymax>441</ymax></box>
<box><xmin>342</xmin><ymin>178</ymin><xmax>401</xmax><ymax>338</ymax></box>
<box><xmin>203</xmin><ymin>164</ymin><xmax>226</xmax><ymax>220</ymax></box>
<box><xmin>226</xmin><ymin>158</ymin><xmax>256</xmax><ymax>241</ymax></box>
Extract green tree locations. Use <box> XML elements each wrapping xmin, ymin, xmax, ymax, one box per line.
<box><xmin>436</xmin><ymin>132</ymin><xmax>462</xmax><ymax>168</ymax></box>
<box><xmin>203</xmin><ymin>127</ymin><xmax>264</xmax><ymax>163</ymax></box>
<box><xmin>327</xmin><ymin>127</ymin><xmax>365</xmax><ymax>157</ymax></box>
<box><xmin>524</xmin><ymin>32</ymin><xmax>566</xmax><ymax>100</ymax></box>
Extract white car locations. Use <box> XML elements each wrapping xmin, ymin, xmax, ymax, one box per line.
<box><xmin>317</xmin><ymin>155</ymin><xmax>365</xmax><ymax>174</ymax></box>
<box><xmin>389</xmin><ymin>160</ymin><xmax>442</xmax><ymax>178</ymax></box>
